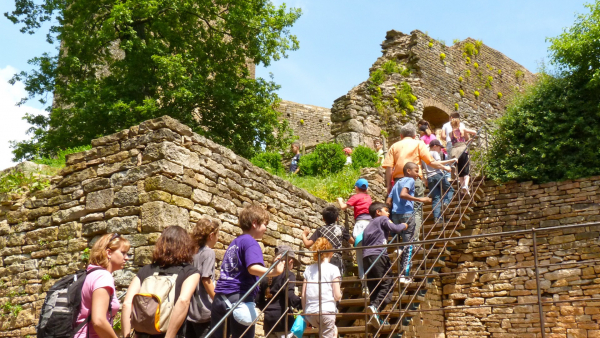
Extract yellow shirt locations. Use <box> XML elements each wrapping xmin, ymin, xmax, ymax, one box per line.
<box><xmin>382</xmin><ymin>137</ymin><xmax>433</xmax><ymax>179</ymax></box>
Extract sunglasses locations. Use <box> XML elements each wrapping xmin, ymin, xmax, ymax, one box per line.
<box><xmin>107</xmin><ymin>233</ymin><xmax>121</xmax><ymax>247</ymax></box>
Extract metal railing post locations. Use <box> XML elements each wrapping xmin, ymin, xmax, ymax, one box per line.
<box><xmin>318</xmin><ymin>251</ymin><xmax>322</xmax><ymax>338</ymax></box>
<box><xmin>284</xmin><ymin>251</ymin><xmax>289</xmax><ymax>336</ymax></box>
<box><xmin>532</xmin><ymin>229</ymin><xmax>547</xmax><ymax>338</ymax></box>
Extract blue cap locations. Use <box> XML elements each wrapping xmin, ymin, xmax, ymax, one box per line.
<box><xmin>355</xmin><ymin>178</ymin><xmax>369</xmax><ymax>189</ymax></box>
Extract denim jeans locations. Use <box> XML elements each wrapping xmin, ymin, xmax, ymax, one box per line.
<box><xmin>427</xmin><ymin>173</ymin><xmax>455</xmax><ymax>221</ymax></box>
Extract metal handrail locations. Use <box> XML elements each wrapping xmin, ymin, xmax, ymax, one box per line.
<box><xmin>204</xmin><ymin>249</ymin><xmax>289</xmax><ymax>338</ymax></box>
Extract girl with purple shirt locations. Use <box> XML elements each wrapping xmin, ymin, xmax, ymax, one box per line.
<box><xmin>211</xmin><ymin>205</ymin><xmax>285</xmax><ymax>338</ymax></box>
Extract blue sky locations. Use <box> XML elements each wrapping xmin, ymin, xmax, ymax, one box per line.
<box><xmin>0</xmin><ymin>0</ymin><xmax>591</xmax><ymax>169</ymax></box>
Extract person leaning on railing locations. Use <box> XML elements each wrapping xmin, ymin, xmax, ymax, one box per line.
<box><xmin>210</xmin><ymin>205</ymin><xmax>285</xmax><ymax>338</ymax></box>
<box><xmin>256</xmin><ymin>245</ymin><xmax>302</xmax><ymax>338</ymax></box>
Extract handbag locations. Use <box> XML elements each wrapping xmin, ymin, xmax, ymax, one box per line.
<box><xmin>290</xmin><ymin>315</ymin><xmax>306</xmax><ymax>338</ymax></box>
<box><xmin>221</xmin><ymin>295</ymin><xmax>260</xmax><ymax>326</ymax></box>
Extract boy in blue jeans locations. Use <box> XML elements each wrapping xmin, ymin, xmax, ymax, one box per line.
<box><xmin>386</xmin><ymin>162</ymin><xmax>431</xmax><ymax>284</ymax></box>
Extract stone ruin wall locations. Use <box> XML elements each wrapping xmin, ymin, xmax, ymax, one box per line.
<box><xmin>275</xmin><ymin>100</ymin><xmax>333</xmax><ymax>151</ymax></box>
<box><xmin>444</xmin><ymin>177</ymin><xmax>600</xmax><ymax>338</ymax></box>
<box><xmin>0</xmin><ymin>116</ymin><xmax>330</xmax><ymax>337</ymax></box>
<box><xmin>330</xmin><ymin>30</ymin><xmax>536</xmax><ymax>148</ymax></box>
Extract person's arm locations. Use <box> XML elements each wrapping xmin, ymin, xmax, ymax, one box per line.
<box><xmin>337</xmin><ymin>197</ymin><xmax>348</xmax><ymax>210</ymax></box>
<box><xmin>301</xmin><ymin>280</ymin><xmax>307</xmax><ymax>311</ymax></box>
<box><xmin>165</xmin><ymin>274</ymin><xmax>201</xmax><ymax>338</ymax></box>
<box><xmin>385</xmin><ymin>167</ymin><xmax>393</xmax><ymax>194</ymax></box>
<box><xmin>428</xmin><ymin>161</ymin><xmax>450</xmax><ymax>171</ymax></box>
<box><xmin>386</xmin><ymin>196</ymin><xmax>392</xmax><ymax>205</ymax></box>
<box><xmin>332</xmin><ymin>276</ymin><xmax>342</xmax><ymax>302</ymax></box>
<box><xmin>441</xmin><ymin>128</ymin><xmax>447</xmax><ymax>140</ymax></box>
<box><xmin>302</xmin><ymin>228</ymin><xmax>315</xmax><ymax>248</ymax></box>
<box><xmin>202</xmin><ymin>278</ymin><xmax>215</xmax><ymax>300</ymax></box>
<box><xmin>464</xmin><ymin>128</ymin><xmax>477</xmax><ymax>135</ymax></box>
<box><xmin>121</xmin><ymin>276</ymin><xmax>141</xmax><ymax>338</ymax></box>
<box><xmin>400</xmin><ymin>187</ymin><xmax>432</xmax><ymax>203</ymax></box>
<box><xmin>248</xmin><ymin>261</ymin><xmax>284</xmax><ymax>277</ymax></box>
<box><xmin>294</xmin><ymin>167</ymin><xmax>300</xmax><ymax>175</ymax></box>
<box><xmin>90</xmin><ymin>287</ymin><xmax>118</xmax><ymax>338</ymax></box>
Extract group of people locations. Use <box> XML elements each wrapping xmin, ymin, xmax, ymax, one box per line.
<box><xmin>68</xmin><ymin>114</ymin><xmax>474</xmax><ymax>338</ymax></box>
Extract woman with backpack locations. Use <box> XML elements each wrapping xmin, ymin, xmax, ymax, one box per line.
<box><xmin>74</xmin><ymin>233</ymin><xmax>131</xmax><ymax>338</ymax></box>
<box><xmin>121</xmin><ymin>226</ymin><xmax>200</xmax><ymax>338</ymax></box>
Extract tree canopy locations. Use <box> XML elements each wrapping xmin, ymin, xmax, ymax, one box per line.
<box><xmin>6</xmin><ymin>0</ymin><xmax>301</xmax><ymax>160</ymax></box>
<box><xmin>486</xmin><ymin>2</ymin><xmax>600</xmax><ymax>183</ymax></box>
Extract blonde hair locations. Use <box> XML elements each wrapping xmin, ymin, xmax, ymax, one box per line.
<box><xmin>451</xmin><ymin>117</ymin><xmax>461</xmax><ymax>130</ymax></box>
<box><xmin>434</xmin><ymin>129</ymin><xmax>446</xmax><ymax>147</ymax></box>
<box><xmin>311</xmin><ymin>237</ymin><xmax>333</xmax><ymax>262</ymax></box>
<box><xmin>89</xmin><ymin>233</ymin><xmax>131</xmax><ymax>268</ymax></box>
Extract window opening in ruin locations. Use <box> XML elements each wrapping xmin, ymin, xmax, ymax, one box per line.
<box><xmin>422</xmin><ymin>106</ymin><xmax>450</xmax><ymax>129</ymax></box>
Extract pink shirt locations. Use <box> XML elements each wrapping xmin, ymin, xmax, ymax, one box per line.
<box><xmin>74</xmin><ymin>265</ymin><xmax>120</xmax><ymax>338</ymax></box>
<box><xmin>420</xmin><ymin>134</ymin><xmax>437</xmax><ymax>145</ymax></box>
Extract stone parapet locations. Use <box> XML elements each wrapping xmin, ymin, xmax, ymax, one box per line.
<box><xmin>0</xmin><ymin>115</ymin><xmax>329</xmax><ymax>337</ymax></box>
<box><xmin>444</xmin><ymin>177</ymin><xmax>600</xmax><ymax>338</ymax></box>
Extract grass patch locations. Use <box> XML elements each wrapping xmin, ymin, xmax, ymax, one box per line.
<box><xmin>279</xmin><ymin>167</ymin><xmax>361</xmax><ymax>202</ymax></box>
<box><xmin>33</xmin><ymin>145</ymin><xmax>92</xmax><ymax>168</ymax></box>
<box><xmin>0</xmin><ymin>170</ymin><xmax>54</xmax><ymax>194</ymax></box>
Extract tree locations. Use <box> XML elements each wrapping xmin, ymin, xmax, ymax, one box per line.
<box><xmin>486</xmin><ymin>2</ymin><xmax>600</xmax><ymax>183</ymax></box>
<box><xmin>5</xmin><ymin>0</ymin><xmax>301</xmax><ymax>160</ymax></box>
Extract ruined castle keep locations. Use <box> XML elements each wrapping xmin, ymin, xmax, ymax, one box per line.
<box><xmin>280</xmin><ymin>30</ymin><xmax>534</xmax><ymax>149</ymax></box>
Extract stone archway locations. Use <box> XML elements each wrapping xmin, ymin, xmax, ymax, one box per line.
<box><xmin>422</xmin><ymin>106</ymin><xmax>449</xmax><ymax>129</ymax></box>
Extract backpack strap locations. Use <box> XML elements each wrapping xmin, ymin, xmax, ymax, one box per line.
<box><xmin>70</xmin><ymin>267</ymin><xmax>112</xmax><ymax>338</ymax></box>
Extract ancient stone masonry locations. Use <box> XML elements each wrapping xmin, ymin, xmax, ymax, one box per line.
<box><xmin>275</xmin><ymin>100</ymin><xmax>333</xmax><ymax>150</ymax></box>
<box><xmin>330</xmin><ymin>30</ymin><xmax>535</xmax><ymax>147</ymax></box>
<box><xmin>0</xmin><ymin>115</ymin><xmax>330</xmax><ymax>337</ymax></box>
<box><xmin>444</xmin><ymin>177</ymin><xmax>600</xmax><ymax>338</ymax></box>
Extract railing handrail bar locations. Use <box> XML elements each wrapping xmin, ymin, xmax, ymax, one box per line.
<box><xmin>204</xmin><ymin>249</ymin><xmax>289</xmax><ymax>338</ymax></box>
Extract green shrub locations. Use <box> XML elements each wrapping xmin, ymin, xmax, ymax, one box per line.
<box><xmin>439</xmin><ymin>53</ymin><xmax>446</xmax><ymax>61</ymax></box>
<box><xmin>515</xmin><ymin>70</ymin><xmax>524</xmax><ymax>79</ymax></box>
<box><xmin>453</xmin><ymin>38</ymin><xmax>461</xmax><ymax>45</ymax></box>
<box><xmin>428</xmin><ymin>41</ymin><xmax>433</xmax><ymax>48</ymax></box>
<box><xmin>458</xmin><ymin>76</ymin><xmax>463</xmax><ymax>82</ymax></box>
<box><xmin>465</xmin><ymin>69</ymin><xmax>471</xmax><ymax>77</ymax></box>
<box><xmin>299</xmin><ymin>143</ymin><xmax>346</xmax><ymax>176</ymax></box>
<box><xmin>351</xmin><ymin>146</ymin><xmax>378</xmax><ymax>170</ymax></box>
<box><xmin>33</xmin><ymin>145</ymin><xmax>92</xmax><ymax>168</ymax></box>
<box><xmin>381</xmin><ymin>60</ymin><xmax>399</xmax><ymax>74</ymax></box>
<box><xmin>250</xmin><ymin>152</ymin><xmax>284</xmax><ymax>174</ymax></box>
<box><xmin>474</xmin><ymin>91</ymin><xmax>480</xmax><ymax>98</ymax></box>
<box><xmin>459</xmin><ymin>89</ymin><xmax>465</xmax><ymax>97</ymax></box>
<box><xmin>475</xmin><ymin>40</ymin><xmax>483</xmax><ymax>51</ymax></box>
<box><xmin>497</xmin><ymin>92</ymin><xmax>503</xmax><ymax>99</ymax></box>
<box><xmin>473</xmin><ymin>62</ymin><xmax>479</xmax><ymax>69</ymax></box>
<box><xmin>498</xmin><ymin>69</ymin><xmax>502</xmax><ymax>75</ymax></box>
<box><xmin>392</xmin><ymin>82</ymin><xmax>417</xmax><ymax>115</ymax></box>
<box><xmin>454</xmin><ymin>103</ymin><xmax>459</xmax><ymax>111</ymax></box>
<box><xmin>369</xmin><ymin>69</ymin><xmax>386</xmax><ymax>86</ymax></box>
<box><xmin>463</xmin><ymin>43</ymin><xmax>477</xmax><ymax>56</ymax></box>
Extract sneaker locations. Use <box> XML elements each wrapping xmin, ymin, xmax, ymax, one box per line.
<box><xmin>367</xmin><ymin>305</ymin><xmax>381</xmax><ymax>328</ymax></box>
<box><xmin>380</xmin><ymin>318</ymin><xmax>391</xmax><ymax>326</ymax></box>
<box><xmin>399</xmin><ymin>276</ymin><xmax>413</xmax><ymax>284</ymax></box>
<box><xmin>462</xmin><ymin>186</ymin><xmax>470</xmax><ymax>195</ymax></box>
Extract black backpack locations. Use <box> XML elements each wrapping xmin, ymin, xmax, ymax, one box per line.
<box><xmin>37</xmin><ymin>267</ymin><xmax>104</xmax><ymax>338</ymax></box>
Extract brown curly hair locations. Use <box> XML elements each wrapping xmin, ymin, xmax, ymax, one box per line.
<box><xmin>311</xmin><ymin>237</ymin><xmax>333</xmax><ymax>262</ymax></box>
<box><xmin>191</xmin><ymin>218</ymin><xmax>221</xmax><ymax>248</ymax></box>
<box><xmin>89</xmin><ymin>233</ymin><xmax>131</xmax><ymax>269</ymax></box>
<box><xmin>239</xmin><ymin>204</ymin><xmax>270</xmax><ymax>231</ymax></box>
<box><xmin>153</xmin><ymin>226</ymin><xmax>196</xmax><ymax>266</ymax></box>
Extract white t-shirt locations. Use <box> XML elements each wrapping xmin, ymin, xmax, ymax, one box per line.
<box><xmin>303</xmin><ymin>262</ymin><xmax>341</xmax><ymax>314</ymax></box>
<box><xmin>442</xmin><ymin>122</ymin><xmax>465</xmax><ymax>143</ymax></box>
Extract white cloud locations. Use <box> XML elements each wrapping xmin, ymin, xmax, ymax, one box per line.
<box><xmin>0</xmin><ymin>65</ymin><xmax>47</xmax><ymax>170</ymax></box>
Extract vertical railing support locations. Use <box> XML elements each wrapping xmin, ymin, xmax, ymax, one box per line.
<box><xmin>284</xmin><ymin>251</ymin><xmax>289</xmax><ymax>336</ymax></box>
<box><xmin>532</xmin><ymin>229</ymin><xmax>547</xmax><ymax>338</ymax></box>
<box><xmin>318</xmin><ymin>251</ymin><xmax>323</xmax><ymax>338</ymax></box>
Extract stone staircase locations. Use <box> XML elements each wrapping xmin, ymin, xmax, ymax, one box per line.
<box><xmin>303</xmin><ymin>177</ymin><xmax>486</xmax><ymax>337</ymax></box>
